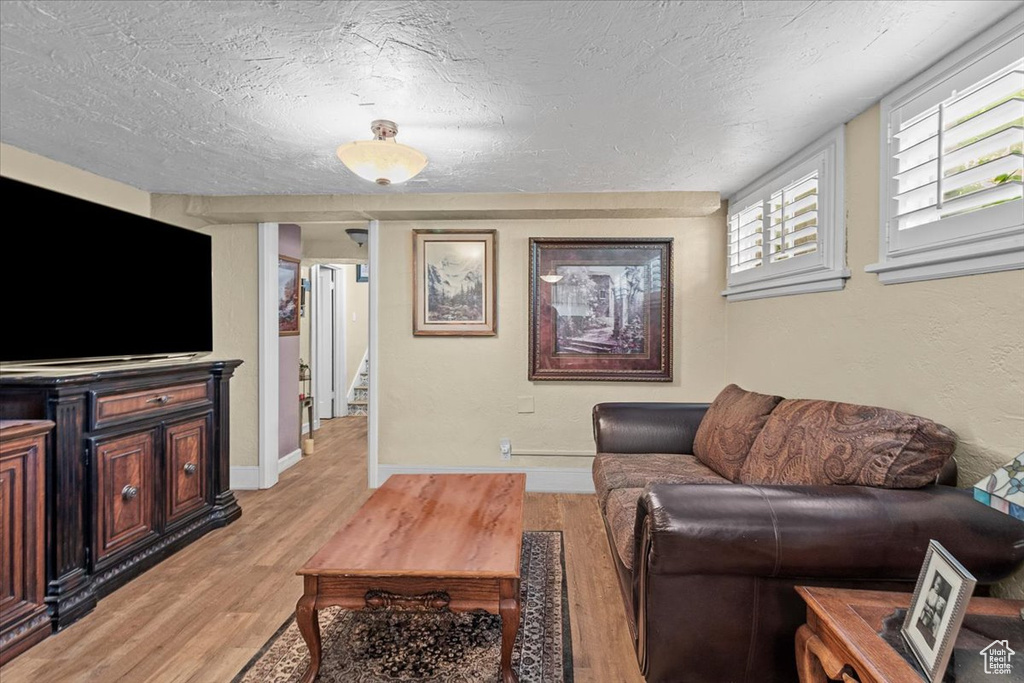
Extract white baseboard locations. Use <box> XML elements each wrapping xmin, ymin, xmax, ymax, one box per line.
<box><xmin>302</xmin><ymin>422</ymin><xmax>310</xmax><ymax>435</ymax></box>
<box><xmin>278</xmin><ymin>448</ymin><xmax>302</xmax><ymax>474</ymax></box>
<box><xmin>230</xmin><ymin>466</ymin><xmax>260</xmax><ymax>490</ymax></box>
<box><xmin>376</xmin><ymin>464</ymin><xmax>595</xmax><ymax>494</ymax></box>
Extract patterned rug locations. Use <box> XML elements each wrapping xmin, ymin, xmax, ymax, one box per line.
<box><xmin>232</xmin><ymin>531</ymin><xmax>572</xmax><ymax>683</ymax></box>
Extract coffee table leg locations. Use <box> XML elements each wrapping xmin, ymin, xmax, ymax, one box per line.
<box><xmin>296</xmin><ymin>582</ymin><xmax>322</xmax><ymax>683</ymax></box>
<box><xmin>499</xmin><ymin>578</ymin><xmax>520</xmax><ymax>683</ymax></box>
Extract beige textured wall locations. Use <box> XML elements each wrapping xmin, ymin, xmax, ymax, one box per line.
<box><xmin>724</xmin><ymin>105</ymin><xmax>1024</xmax><ymax>597</ymax></box>
<box><xmin>194</xmin><ymin>223</ymin><xmax>260</xmax><ymax>466</ymax></box>
<box><xmin>377</xmin><ymin>214</ymin><xmax>727</xmax><ymax>469</ymax></box>
<box><xmin>1</xmin><ymin>142</ymin><xmax>150</xmax><ymax>216</ymax></box>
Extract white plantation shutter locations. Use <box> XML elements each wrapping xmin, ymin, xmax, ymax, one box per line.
<box><xmin>892</xmin><ymin>58</ymin><xmax>1023</xmax><ymax>231</ymax></box>
<box><xmin>728</xmin><ymin>201</ymin><xmax>764</xmax><ymax>274</ymax></box>
<box><xmin>870</xmin><ymin>16</ymin><xmax>1024</xmax><ymax>284</ymax></box>
<box><xmin>769</xmin><ymin>172</ymin><xmax>819</xmax><ymax>263</ymax></box>
<box><xmin>723</xmin><ymin>126</ymin><xmax>847</xmax><ymax>301</ymax></box>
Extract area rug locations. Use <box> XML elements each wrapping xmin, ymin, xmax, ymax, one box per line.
<box><xmin>232</xmin><ymin>531</ymin><xmax>572</xmax><ymax>683</ymax></box>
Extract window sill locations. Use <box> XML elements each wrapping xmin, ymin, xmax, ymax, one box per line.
<box><xmin>866</xmin><ymin>230</ymin><xmax>1023</xmax><ymax>285</ymax></box>
<box><xmin>722</xmin><ymin>268</ymin><xmax>850</xmax><ymax>302</ymax></box>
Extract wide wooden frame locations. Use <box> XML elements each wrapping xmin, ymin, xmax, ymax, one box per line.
<box><xmin>278</xmin><ymin>255</ymin><xmax>301</xmax><ymax>337</ymax></box>
<box><xmin>901</xmin><ymin>540</ymin><xmax>977</xmax><ymax>681</ymax></box>
<box><xmin>529</xmin><ymin>237</ymin><xmax>673</xmax><ymax>382</ymax></box>
<box><xmin>412</xmin><ymin>229</ymin><xmax>497</xmax><ymax>336</ymax></box>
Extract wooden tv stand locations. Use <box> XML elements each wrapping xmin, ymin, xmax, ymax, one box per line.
<box><xmin>0</xmin><ymin>360</ymin><xmax>242</xmax><ymax>636</ymax></box>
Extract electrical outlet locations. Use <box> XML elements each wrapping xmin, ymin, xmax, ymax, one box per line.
<box><xmin>499</xmin><ymin>438</ymin><xmax>512</xmax><ymax>461</ymax></box>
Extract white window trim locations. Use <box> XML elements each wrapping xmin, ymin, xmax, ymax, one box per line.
<box><xmin>722</xmin><ymin>125</ymin><xmax>849</xmax><ymax>302</ymax></box>
<box><xmin>868</xmin><ymin>14</ymin><xmax>1024</xmax><ymax>285</ymax></box>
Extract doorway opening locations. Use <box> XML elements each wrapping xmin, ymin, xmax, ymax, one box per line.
<box><xmin>304</xmin><ymin>262</ymin><xmax>370</xmax><ymax>437</ymax></box>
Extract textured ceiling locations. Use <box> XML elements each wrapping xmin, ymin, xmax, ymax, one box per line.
<box><xmin>1</xmin><ymin>1</ymin><xmax>1020</xmax><ymax>196</ymax></box>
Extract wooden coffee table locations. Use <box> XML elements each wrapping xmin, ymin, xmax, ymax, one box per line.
<box><xmin>296</xmin><ymin>473</ymin><xmax>526</xmax><ymax>683</ymax></box>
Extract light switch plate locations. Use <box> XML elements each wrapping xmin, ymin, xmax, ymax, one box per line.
<box><xmin>517</xmin><ymin>396</ymin><xmax>535</xmax><ymax>414</ymax></box>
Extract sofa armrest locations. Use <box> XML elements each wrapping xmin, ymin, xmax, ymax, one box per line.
<box><xmin>636</xmin><ymin>483</ymin><xmax>1024</xmax><ymax>583</ymax></box>
<box><xmin>592</xmin><ymin>402</ymin><xmax>709</xmax><ymax>454</ymax></box>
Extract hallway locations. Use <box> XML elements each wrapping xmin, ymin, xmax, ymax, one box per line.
<box><xmin>0</xmin><ymin>417</ymin><xmax>641</xmax><ymax>683</ymax></box>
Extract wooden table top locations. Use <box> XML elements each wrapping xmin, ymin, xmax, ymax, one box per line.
<box><xmin>797</xmin><ymin>586</ymin><xmax>1023</xmax><ymax>683</ymax></box>
<box><xmin>299</xmin><ymin>473</ymin><xmax>525</xmax><ymax>579</ymax></box>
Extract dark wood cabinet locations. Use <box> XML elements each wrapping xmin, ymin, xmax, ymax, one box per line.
<box><xmin>0</xmin><ymin>360</ymin><xmax>241</xmax><ymax>649</ymax></box>
<box><xmin>0</xmin><ymin>419</ymin><xmax>53</xmax><ymax>664</ymax></box>
<box><xmin>164</xmin><ymin>414</ymin><xmax>210</xmax><ymax>525</ymax></box>
<box><xmin>93</xmin><ymin>430</ymin><xmax>158</xmax><ymax>563</ymax></box>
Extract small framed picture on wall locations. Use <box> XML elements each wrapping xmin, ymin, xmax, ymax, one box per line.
<box><xmin>278</xmin><ymin>255</ymin><xmax>300</xmax><ymax>336</ymax></box>
<box><xmin>412</xmin><ymin>229</ymin><xmax>497</xmax><ymax>336</ymax></box>
<box><xmin>356</xmin><ymin>263</ymin><xmax>369</xmax><ymax>283</ymax></box>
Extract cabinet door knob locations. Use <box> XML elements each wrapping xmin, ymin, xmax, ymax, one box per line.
<box><xmin>183</xmin><ymin>462</ymin><xmax>197</xmax><ymax>475</ymax></box>
<box><xmin>121</xmin><ymin>485</ymin><xmax>139</xmax><ymax>500</ymax></box>
<box><xmin>145</xmin><ymin>394</ymin><xmax>174</xmax><ymax>405</ymax></box>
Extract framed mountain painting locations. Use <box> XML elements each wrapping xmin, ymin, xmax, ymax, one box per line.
<box><xmin>413</xmin><ymin>229</ymin><xmax>497</xmax><ymax>336</ymax></box>
<box><xmin>529</xmin><ymin>237</ymin><xmax>673</xmax><ymax>381</ymax></box>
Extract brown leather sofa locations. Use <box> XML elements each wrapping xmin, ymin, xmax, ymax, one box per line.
<box><xmin>592</xmin><ymin>385</ymin><xmax>1024</xmax><ymax>683</ymax></box>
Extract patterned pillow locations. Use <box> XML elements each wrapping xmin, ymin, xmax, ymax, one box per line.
<box><xmin>737</xmin><ymin>399</ymin><xmax>957</xmax><ymax>488</ymax></box>
<box><xmin>693</xmin><ymin>384</ymin><xmax>784</xmax><ymax>480</ymax></box>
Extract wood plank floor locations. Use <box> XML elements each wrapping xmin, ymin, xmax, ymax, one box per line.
<box><xmin>1</xmin><ymin>417</ymin><xmax>643</xmax><ymax>683</ymax></box>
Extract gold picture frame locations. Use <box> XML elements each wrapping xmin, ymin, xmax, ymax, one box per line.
<box><xmin>278</xmin><ymin>255</ymin><xmax>300</xmax><ymax>336</ymax></box>
<box><xmin>412</xmin><ymin>230</ymin><xmax>497</xmax><ymax>336</ymax></box>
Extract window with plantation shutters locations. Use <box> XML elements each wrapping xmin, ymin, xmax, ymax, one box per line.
<box><xmin>724</xmin><ymin>126</ymin><xmax>848</xmax><ymax>301</ymax></box>
<box><xmin>869</xmin><ymin>16</ymin><xmax>1024</xmax><ymax>284</ymax></box>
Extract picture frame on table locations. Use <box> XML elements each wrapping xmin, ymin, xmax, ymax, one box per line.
<box><xmin>901</xmin><ymin>540</ymin><xmax>977</xmax><ymax>682</ymax></box>
<box><xmin>412</xmin><ymin>229</ymin><xmax>497</xmax><ymax>336</ymax></box>
<box><xmin>278</xmin><ymin>255</ymin><xmax>301</xmax><ymax>336</ymax></box>
<box><xmin>528</xmin><ymin>237</ymin><xmax>673</xmax><ymax>381</ymax></box>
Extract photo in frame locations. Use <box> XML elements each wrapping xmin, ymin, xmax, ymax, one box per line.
<box><xmin>356</xmin><ymin>263</ymin><xmax>369</xmax><ymax>283</ymax></box>
<box><xmin>278</xmin><ymin>255</ymin><xmax>300</xmax><ymax>336</ymax></box>
<box><xmin>901</xmin><ymin>540</ymin><xmax>977</xmax><ymax>681</ymax></box>
<box><xmin>412</xmin><ymin>229</ymin><xmax>497</xmax><ymax>336</ymax></box>
<box><xmin>529</xmin><ymin>237</ymin><xmax>672</xmax><ymax>381</ymax></box>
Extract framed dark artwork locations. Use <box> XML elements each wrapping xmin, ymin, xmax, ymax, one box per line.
<box><xmin>901</xmin><ymin>540</ymin><xmax>977</xmax><ymax>682</ymax></box>
<box><xmin>278</xmin><ymin>255</ymin><xmax>300</xmax><ymax>336</ymax></box>
<box><xmin>356</xmin><ymin>263</ymin><xmax>369</xmax><ymax>283</ymax></box>
<box><xmin>529</xmin><ymin>237</ymin><xmax>672</xmax><ymax>381</ymax></box>
<box><xmin>413</xmin><ymin>229</ymin><xmax>497</xmax><ymax>336</ymax></box>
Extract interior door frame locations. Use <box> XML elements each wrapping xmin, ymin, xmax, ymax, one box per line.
<box><xmin>310</xmin><ymin>264</ymin><xmax>348</xmax><ymax>426</ymax></box>
<box><xmin>257</xmin><ymin>221</ymin><xmax>280</xmax><ymax>490</ymax></box>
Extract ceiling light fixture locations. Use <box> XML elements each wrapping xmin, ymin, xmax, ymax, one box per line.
<box><xmin>346</xmin><ymin>228</ymin><xmax>369</xmax><ymax>247</ymax></box>
<box><xmin>336</xmin><ymin>119</ymin><xmax>427</xmax><ymax>186</ymax></box>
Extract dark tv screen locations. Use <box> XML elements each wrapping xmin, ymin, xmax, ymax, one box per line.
<box><xmin>1</xmin><ymin>177</ymin><xmax>213</xmax><ymax>364</ymax></box>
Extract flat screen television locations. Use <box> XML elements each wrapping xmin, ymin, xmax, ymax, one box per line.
<box><xmin>1</xmin><ymin>176</ymin><xmax>213</xmax><ymax>365</ymax></box>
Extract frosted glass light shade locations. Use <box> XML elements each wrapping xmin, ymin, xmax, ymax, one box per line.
<box><xmin>336</xmin><ymin>139</ymin><xmax>427</xmax><ymax>186</ymax></box>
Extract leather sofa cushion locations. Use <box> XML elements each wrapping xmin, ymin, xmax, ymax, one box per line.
<box><xmin>738</xmin><ymin>399</ymin><xmax>957</xmax><ymax>488</ymax></box>
<box><xmin>593</xmin><ymin>453</ymin><xmax>728</xmax><ymax>510</ymax></box>
<box><xmin>605</xmin><ymin>487</ymin><xmax>645</xmax><ymax>570</ymax></box>
<box><xmin>693</xmin><ymin>384</ymin><xmax>784</xmax><ymax>480</ymax></box>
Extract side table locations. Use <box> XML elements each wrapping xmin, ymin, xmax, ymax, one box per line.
<box><xmin>795</xmin><ymin>586</ymin><xmax>1022</xmax><ymax>683</ymax></box>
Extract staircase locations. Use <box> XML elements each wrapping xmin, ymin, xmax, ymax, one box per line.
<box><xmin>347</xmin><ymin>352</ymin><xmax>369</xmax><ymax>416</ymax></box>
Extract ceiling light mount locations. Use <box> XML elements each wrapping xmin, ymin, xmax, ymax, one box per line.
<box><xmin>336</xmin><ymin>119</ymin><xmax>427</xmax><ymax>186</ymax></box>
<box><xmin>370</xmin><ymin>119</ymin><xmax>398</xmax><ymax>140</ymax></box>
